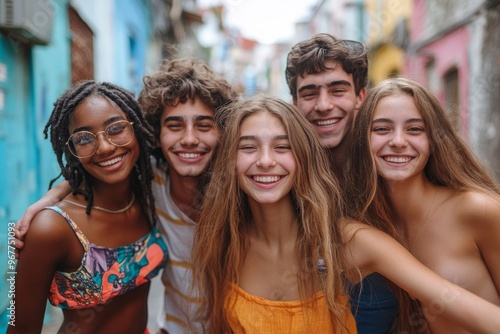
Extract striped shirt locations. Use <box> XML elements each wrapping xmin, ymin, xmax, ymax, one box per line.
<box><xmin>151</xmin><ymin>159</ymin><xmax>202</xmax><ymax>333</ymax></box>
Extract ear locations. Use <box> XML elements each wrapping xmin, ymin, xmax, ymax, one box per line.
<box><xmin>355</xmin><ymin>87</ymin><xmax>367</xmax><ymax>111</ymax></box>
<box><xmin>155</xmin><ymin>138</ymin><xmax>161</xmax><ymax>148</ymax></box>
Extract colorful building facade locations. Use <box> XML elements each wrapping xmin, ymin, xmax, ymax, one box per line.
<box><xmin>0</xmin><ymin>0</ymin><xmax>176</xmax><ymax>329</ymax></box>
<box><xmin>404</xmin><ymin>0</ymin><xmax>500</xmax><ymax>178</ymax></box>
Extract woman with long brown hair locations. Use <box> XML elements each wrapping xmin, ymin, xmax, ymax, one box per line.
<box><xmin>192</xmin><ymin>95</ymin><xmax>500</xmax><ymax>334</ymax></box>
<box><xmin>345</xmin><ymin>77</ymin><xmax>500</xmax><ymax>333</ymax></box>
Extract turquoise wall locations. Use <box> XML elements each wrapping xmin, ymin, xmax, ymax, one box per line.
<box><xmin>0</xmin><ymin>0</ymin><xmax>154</xmax><ymax>329</ymax></box>
<box><xmin>32</xmin><ymin>0</ymin><xmax>72</xmax><ymax>196</ymax></box>
<box><xmin>0</xmin><ymin>39</ymin><xmax>32</xmax><ymax>330</ymax></box>
<box><xmin>113</xmin><ymin>0</ymin><xmax>152</xmax><ymax>95</ymax></box>
<box><xmin>0</xmin><ymin>0</ymin><xmax>71</xmax><ymax>330</ymax></box>
<box><xmin>0</xmin><ymin>40</ymin><xmax>32</xmax><ymax>225</ymax></box>
<box><xmin>0</xmin><ymin>1</ymin><xmax>70</xmax><ymax>223</ymax></box>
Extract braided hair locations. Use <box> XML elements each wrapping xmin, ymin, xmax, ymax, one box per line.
<box><xmin>44</xmin><ymin>80</ymin><xmax>157</xmax><ymax>225</ymax></box>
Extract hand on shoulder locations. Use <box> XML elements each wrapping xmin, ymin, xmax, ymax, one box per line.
<box><xmin>15</xmin><ymin>180</ymin><xmax>72</xmax><ymax>245</ymax></box>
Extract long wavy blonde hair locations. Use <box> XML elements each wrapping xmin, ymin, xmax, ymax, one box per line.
<box><xmin>192</xmin><ymin>95</ymin><xmax>351</xmax><ymax>333</ymax></box>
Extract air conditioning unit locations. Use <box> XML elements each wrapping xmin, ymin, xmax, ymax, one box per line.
<box><xmin>0</xmin><ymin>0</ymin><xmax>55</xmax><ymax>45</ymax></box>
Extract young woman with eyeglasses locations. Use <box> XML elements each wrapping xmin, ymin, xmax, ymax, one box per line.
<box><xmin>8</xmin><ymin>81</ymin><xmax>168</xmax><ymax>334</ymax></box>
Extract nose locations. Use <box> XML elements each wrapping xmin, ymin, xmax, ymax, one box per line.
<box><xmin>256</xmin><ymin>148</ymin><xmax>276</xmax><ymax>169</ymax></box>
<box><xmin>389</xmin><ymin>129</ymin><xmax>407</xmax><ymax>147</ymax></box>
<box><xmin>315</xmin><ymin>89</ymin><xmax>334</xmax><ymax>113</ymax></box>
<box><xmin>180</xmin><ymin>126</ymin><xmax>200</xmax><ymax>146</ymax></box>
<box><xmin>95</xmin><ymin>131</ymin><xmax>116</xmax><ymax>154</ymax></box>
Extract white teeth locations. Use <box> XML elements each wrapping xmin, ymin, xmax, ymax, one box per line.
<box><xmin>315</xmin><ymin>119</ymin><xmax>339</xmax><ymax>126</ymax></box>
<box><xmin>98</xmin><ymin>156</ymin><xmax>123</xmax><ymax>166</ymax></box>
<box><xmin>253</xmin><ymin>176</ymin><xmax>281</xmax><ymax>183</ymax></box>
<box><xmin>384</xmin><ymin>156</ymin><xmax>411</xmax><ymax>163</ymax></box>
<box><xmin>178</xmin><ymin>153</ymin><xmax>201</xmax><ymax>159</ymax></box>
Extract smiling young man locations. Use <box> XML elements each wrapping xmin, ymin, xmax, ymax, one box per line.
<box><xmin>139</xmin><ymin>58</ymin><xmax>239</xmax><ymax>333</ymax></box>
<box><xmin>285</xmin><ymin>34</ymin><xmax>399</xmax><ymax>334</ymax></box>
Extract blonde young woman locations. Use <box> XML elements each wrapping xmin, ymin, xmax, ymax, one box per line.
<box><xmin>192</xmin><ymin>95</ymin><xmax>500</xmax><ymax>334</ymax></box>
<box><xmin>345</xmin><ymin>77</ymin><xmax>500</xmax><ymax>333</ymax></box>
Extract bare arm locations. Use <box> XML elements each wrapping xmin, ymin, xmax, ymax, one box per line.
<box><xmin>13</xmin><ymin>181</ymin><xmax>71</xmax><ymax>254</ymax></box>
<box><xmin>7</xmin><ymin>210</ymin><xmax>70</xmax><ymax>333</ymax></box>
<box><xmin>344</xmin><ymin>221</ymin><xmax>500</xmax><ymax>334</ymax></box>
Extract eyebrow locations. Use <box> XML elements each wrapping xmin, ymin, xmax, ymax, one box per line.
<box><xmin>239</xmin><ymin>134</ymin><xmax>289</xmax><ymax>141</ymax></box>
<box><xmin>297</xmin><ymin>80</ymin><xmax>352</xmax><ymax>94</ymax></box>
<box><xmin>164</xmin><ymin>115</ymin><xmax>214</xmax><ymax>123</ymax></box>
<box><xmin>372</xmin><ymin>118</ymin><xmax>424</xmax><ymax>124</ymax></box>
<box><xmin>72</xmin><ymin>116</ymin><xmax>126</xmax><ymax>133</ymax></box>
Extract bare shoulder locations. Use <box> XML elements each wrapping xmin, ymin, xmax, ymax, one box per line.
<box><xmin>456</xmin><ymin>190</ymin><xmax>500</xmax><ymax>206</ymax></box>
<box><xmin>25</xmin><ymin>207</ymin><xmax>75</xmax><ymax>247</ymax></box>
<box><xmin>452</xmin><ymin>190</ymin><xmax>500</xmax><ymax>226</ymax></box>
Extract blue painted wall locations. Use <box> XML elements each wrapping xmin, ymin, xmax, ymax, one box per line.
<box><xmin>113</xmin><ymin>0</ymin><xmax>152</xmax><ymax>95</ymax></box>
<box><xmin>0</xmin><ymin>38</ymin><xmax>32</xmax><ymax>330</ymax></box>
<box><xmin>32</xmin><ymin>0</ymin><xmax>72</xmax><ymax>197</ymax></box>
<box><xmin>0</xmin><ymin>40</ymin><xmax>33</xmax><ymax>225</ymax></box>
<box><xmin>0</xmin><ymin>0</ymin><xmax>71</xmax><ymax>330</ymax></box>
<box><xmin>0</xmin><ymin>0</ymin><xmax>155</xmax><ymax>330</ymax></box>
<box><xmin>0</xmin><ymin>1</ymin><xmax>70</xmax><ymax>222</ymax></box>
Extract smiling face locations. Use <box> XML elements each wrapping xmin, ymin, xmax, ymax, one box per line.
<box><xmin>237</xmin><ymin>111</ymin><xmax>297</xmax><ymax>205</ymax></box>
<box><xmin>370</xmin><ymin>94</ymin><xmax>430</xmax><ymax>183</ymax></box>
<box><xmin>68</xmin><ymin>95</ymin><xmax>140</xmax><ymax>186</ymax></box>
<box><xmin>294</xmin><ymin>61</ymin><xmax>364</xmax><ymax>149</ymax></box>
<box><xmin>158</xmin><ymin>99</ymin><xmax>218</xmax><ymax>179</ymax></box>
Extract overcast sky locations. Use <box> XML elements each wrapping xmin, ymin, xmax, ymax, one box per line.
<box><xmin>198</xmin><ymin>0</ymin><xmax>319</xmax><ymax>44</ymax></box>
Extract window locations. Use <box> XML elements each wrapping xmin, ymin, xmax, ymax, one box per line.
<box><xmin>444</xmin><ymin>68</ymin><xmax>460</xmax><ymax>131</ymax></box>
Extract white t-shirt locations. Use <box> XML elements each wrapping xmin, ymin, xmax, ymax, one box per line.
<box><xmin>151</xmin><ymin>158</ymin><xmax>202</xmax><ymax>333</ymax></box>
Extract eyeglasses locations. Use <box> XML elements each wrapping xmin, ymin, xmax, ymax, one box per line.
<box><xmin>66</xmin><ymin>120</ymin><xmax>135</xmax><ymax>158</ymax></box>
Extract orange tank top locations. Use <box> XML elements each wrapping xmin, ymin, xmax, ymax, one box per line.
<box><xmin>225</xmin><ymin>283</ymin><xmax>357</xmax><ymax>333</ymax></box>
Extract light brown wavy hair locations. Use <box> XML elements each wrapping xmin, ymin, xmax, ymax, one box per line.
<box><xmin>192</xmin><ymin>95</ymin><xmax>352</xmax><ymax>334</ymax></box>
<box><xmin>346</xmin><ymin>76</ymin><xmax>500</xmax><ymax>233</ymax></box>
<box><xmin>344</xmin><ymin>77</ymin><xmax>500</xmax><ymax>332</ymax></box>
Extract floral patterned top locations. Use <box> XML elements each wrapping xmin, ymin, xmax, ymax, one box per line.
<box><xmin>45</xmin><ymin>206</ymin><xmax>168</xmax><ymax>309</ymax></box>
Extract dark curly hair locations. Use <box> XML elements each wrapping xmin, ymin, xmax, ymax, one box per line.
<box><xmin>44</xmin><ymin>80</ymin><xmax>157</xmax><ymax>224</ymax></box>
<box><xmin>138</xmin><ymin>57</ymin><xmax>239</xmax><ymax>162</ymax></box>
<box><xmin>286</xmin><ymin>33</ymin><xmax>369</xmax><ymax>100</ymax></box>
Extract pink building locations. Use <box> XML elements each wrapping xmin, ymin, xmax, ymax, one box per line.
<box><xmin>405</xmin><ymin>0</ymin><xmax>471</xmax><ymax>135</ymax></box>
<box><xmin>404</xmin><ymin>0</ymin><xmax>500</xmax><ymax>179</ymax></box>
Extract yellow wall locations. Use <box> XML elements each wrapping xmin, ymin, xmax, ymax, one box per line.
<box><xmin>364</xmin><ymin>0</ymin><xmax>411</xmax><ymax>84</ymax></box>
<box><xmin>369</xmin><ymin>44</ymin><xmax>403</xmax><ymax>84</ymax></box>
<box><xmin>365</xmin><ymin>0</ymin><xmax>411</xmax><ymax>44</ymax></box>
